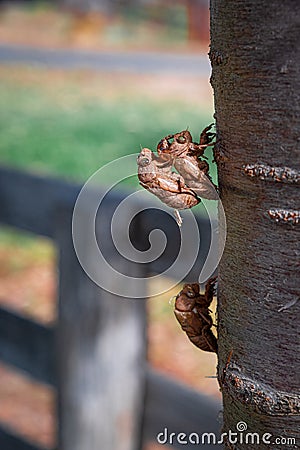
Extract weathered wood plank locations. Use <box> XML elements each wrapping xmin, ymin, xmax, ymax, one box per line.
<box><xmin>55</xmin><ymin>204</ymin><xmax>147</xmax><ymax>450</ymax></box>
<box><xmin>0</xmin><ymin>425</ymin><xmax>49</xmax><ymax>450</ymax></box>
<box><xmin>0</xmin><ymin>166</ymin><xmax>80</xmax><ymax>238</ymax></box>
<box><xmin>0</xmin><ymin>307</ymin><xmax>54</xmax><ymax>385</ymax></box>
<box><xmin>143</xmin><ymin>368</ymin><xmax>222</xmax><ymax>450</ymax></box>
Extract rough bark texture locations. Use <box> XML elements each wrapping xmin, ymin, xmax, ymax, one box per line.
<box><xmin>210</xmin><ymin>1</ymin><xmax>300</xmax><ymax>449</ymax></box>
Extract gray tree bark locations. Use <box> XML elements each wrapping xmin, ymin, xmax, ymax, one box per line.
<box><xmin>210</xmin><ymin>1</ymin><xmax>300</xmax><ymax>448</ymax></box>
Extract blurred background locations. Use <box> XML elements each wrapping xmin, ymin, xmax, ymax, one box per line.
<box><xmin>0</xmin><ymin>1</ymin><xmax>219</xmax><ymax>449</ymax></box>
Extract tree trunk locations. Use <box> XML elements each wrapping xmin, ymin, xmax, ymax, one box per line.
<box><xmin>210</xmin><ymin>1</ymin><xmax>300</xmax><ymax>448</ymax></box>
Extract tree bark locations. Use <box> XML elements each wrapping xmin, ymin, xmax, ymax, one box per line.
<box><xmin>210</xmin><ymin>1</ymin><xmax>300</xmax><ymax>448</ymax></box>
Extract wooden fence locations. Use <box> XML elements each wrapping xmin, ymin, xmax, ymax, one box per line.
<box><xmin>0</xmin><ymin>166</ymin><xmax>222</xmax><ymax>450</ymax></box>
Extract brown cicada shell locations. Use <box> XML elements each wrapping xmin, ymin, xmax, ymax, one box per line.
<box><xmin>137</xmin><ymin>147</ymin><xmax>200</xmax><ymax>225</ymax></box>
<box><xmin>174</xmin><ymin>277</ymin><xmax>217</xmax><ymax>353</ymax></box>
<box><xmin>137</xmin><ymin>124</ymin><xmax>217</xmax><ymax>225</ymax></box>
<box><xmin>157</xmin><ymin>125</ymin><xmax>219</xmax><ymax>200</ymax></box>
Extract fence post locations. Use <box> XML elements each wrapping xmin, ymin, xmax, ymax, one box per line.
<box><xmin>55</xmin><ymin>199</ymin><xmax>147</xmax><ymax>450</ymax></box>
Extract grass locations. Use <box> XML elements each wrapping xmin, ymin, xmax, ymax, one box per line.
<box><xmin>0</xmin><ymin>66</ymin><xmax>215</xmax><ymax>184</ymax></box>
<box><xmin>0</xmin><ymin>65</ymin><xmax>217</xmax><ymax>237</ymax></box>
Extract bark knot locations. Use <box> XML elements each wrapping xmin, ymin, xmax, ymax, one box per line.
<box><xmin>243</xmin><ymin>163</ymin><xmax>300</xmax><ymax>184</ymax></box>
<box><xmin>221</xmin><ymin>365</ymin><xmax>300</xmax><ymax>416</ymax></box>
<box><xmin>267</xmin><ymin>209</ymin><xmax>300</xmax><ymax>225</ymax></box>
<box><xmin>209</xmin><ymin>49</ymin><xmax>225</xmax><ymax>66</ymax></box>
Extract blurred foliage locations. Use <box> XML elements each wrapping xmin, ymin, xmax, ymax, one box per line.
<box><xmin>117</xmin><ymin>3</ymin><xmax>187</xmax><ymax>44</ymax></box>
<box><xmin>0</xmin><ymin>2</ymin><xmax>191</xmax><ymax>50</ymax></box>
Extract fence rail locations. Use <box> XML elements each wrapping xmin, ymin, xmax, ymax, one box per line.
<box><xmin>0</xmin><ymin>307</ymin><xmax>54</xmax><ymax>385</ymax></box>
<box><xmin>0</xmin><ymin>426</ymin><xmax>46</xmax><ymax>450</ymax></box>
<box><xmin>0</xmin><ymin>166</ymin><xmax>221</xmax><ymax>450</ymax></box>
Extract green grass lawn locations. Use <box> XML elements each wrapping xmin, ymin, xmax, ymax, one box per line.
<box><xmin>0</xmin><ymin>67</ymin><xmax>215</xmax><ymax>184</ymax></box>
